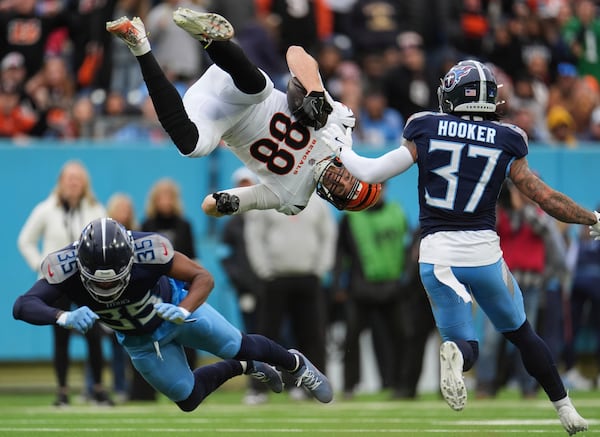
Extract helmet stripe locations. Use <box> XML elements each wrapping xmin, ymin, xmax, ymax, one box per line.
<box><xmin>473</xmin><ymin>61</ymin><xmax>486</xmax><ymax>105</ymax></box>
<box><xmin>101</xmin><ymin>217</ymin><xmax>107</xmax><ymax>262</ymax></box>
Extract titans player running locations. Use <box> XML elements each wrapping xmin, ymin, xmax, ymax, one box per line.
<box><xmin>325</xmin><ymin>60</ymin><xmax>599</xmax><ymax>435</ymax></box>
<box><xmin>13</xmin><ymin>218</ymin><xmax>333</xmax><ymax>410</ymax></box>
<box><xmin>106</xmin><ymin>10</ymin><xmax>381</xmax><ymax>216</ymax></box>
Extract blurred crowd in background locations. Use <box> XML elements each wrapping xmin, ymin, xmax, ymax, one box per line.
<box><xmin>4</xmin><ymin>0</ymin><xmax>600</xmax><ymax>406</ymax></box>
<box><xmin>5</xmin><ymin>0</ymin><xmax>600</xmax><ymax>147</ymax></box>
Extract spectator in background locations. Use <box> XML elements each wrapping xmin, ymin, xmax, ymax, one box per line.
<box><xmin>17</xmin><ymin>160</ymin><xmax>111</xmax><ymax>406</ymax></box>
<box><xmin>331</xmin><ymin>186</ymin><xmax>409</xmax><ymax>398</ymax></box>
<box><xmin>347</xmin><ymin>0</ymin><xmax>406</xmax><ymax>61</ymax></box>
<box><xmin>0</xmin><ymin>82</ymin><xmax>39</xmax><ymax>139</ymax></box>
<box><xmin>580</xmin><ymin>105</ymin><xmax>600</xmax><ymax>143</ymax></box>
<box><xmin>509</xmin><ymin>72</ymin><xmax>550</xmax><ymax>143</ymax></box>
<box><xmin>381</xmin><ymin>31</ymin><xmax>436</xmax><ymax>120</ymax></box>
<box><xmin>546</xmin><ymin>105</ymin><xmax>578</xmax><ymax>147</ymax></box>
<box><xmin>219</xmin><ymin>167</ymin><xmax>263</xmax><ymax>334</ymax></box>
<box><xmin>103</xmin><ymin>192</ymin><xmax>139</xmax><ymax>402</ymax></box>
<box><xmin>255</xmin><ymin>0</ymin><xmax>333</xmax><ymax>57</ymax></box>
<box><xmin>356</xmin><ymin>86</ymin><xmax>404</xmax><ymax>148</ymax></box>
<box><xmin>146</xmin><ymin>0</ymin><xmax>205</xmax><ymax>84</ymax></box>
<box><xmin>244</xmin><ymin>193</ymin><xmax>337</xmax><ymax>403</ymax></box>
<box><xmin>547</xmin><ymin>62</ymin><xmax>600</xmax><ymax>135</ymax></box>
<box><xmin>562</xmin><ymin>0</ymin><xmax>600</xmax><ymax>85</ymax></box>
<box><xmin>562</xmin><ymin>223</ymin><xmax>600</xmax><ymax>391</ymax></box>
<box><xmin>141</xmin><ymin>177</ymin><xmax>198</xmax><ymax>387</ymax></box>
<box><xmin>392</xmin><ymin>227</ymin><xmax>436</xmax><ymax>399</ymax></box>
<box><xmin>25</xmin><ymin>55</ymin><xmax>78</xmax><ymax>138</ymax></box>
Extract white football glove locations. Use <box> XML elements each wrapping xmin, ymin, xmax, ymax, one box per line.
<box><xmin>321</xmin><ymin>123</ymin><xmax>353</xmax><ymax>157</ymax></box>
<box><xmin>589</xmin><ymin>211</ymin><xmax>600</xmax><ymax>240</ymax></box>
<box><xmin>154</xmin><ymin>303</ymin><xmax>191</xmax><ymax>324</ymax></box>
<box><xmin>331</xmin><ymin>101</ymin><xmax>356</xmax><ymax>129</ymax></box>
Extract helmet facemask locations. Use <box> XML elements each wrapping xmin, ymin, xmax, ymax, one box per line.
<box><xmin>314</xmin><ymin>158</ymin><xmax>382</xmax><ymax>211</ymax></box>
<box><xmin>77</xmin><ymin>218</ymin><xmax>134</xmax><ymax>303</ymax></box>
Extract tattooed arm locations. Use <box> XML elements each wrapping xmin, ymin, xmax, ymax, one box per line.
<box><xmin>509</xmin><ymin>157</ymin><xmax>597</xmax><ymax>225</ymax></box>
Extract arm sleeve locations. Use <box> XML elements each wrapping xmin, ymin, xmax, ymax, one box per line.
<box><xmin>339</xmin><ymin>145</ymin><xmax>415</xmax><ymax>184</ymax></box>
<box><xmin>13</xmin><ymin>279</ymin><xmax>64</xmax><ymax>325</ymax></box>
<box><xmin>222</xmin><ymin>184</ymin><xmax>282</xmax><ymax>214</ymax></box>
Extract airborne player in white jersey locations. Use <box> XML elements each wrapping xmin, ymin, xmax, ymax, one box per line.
<box><xmin>107</xmin><ymin>9</ymin><xmax>381</xmax><ymax>216</ymax></box>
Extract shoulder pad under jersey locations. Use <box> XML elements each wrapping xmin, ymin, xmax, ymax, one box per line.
<box><xmin>132</xmin><ymin>233</ymin><xmax>174</xmax><ymax>265</ymax></box>
<box><xmin>41</xmin><ymin>246</ymin><xmax>79</xmax><ymax>284</ymax></box>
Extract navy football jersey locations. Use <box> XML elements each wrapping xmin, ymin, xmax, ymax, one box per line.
<box><xmin>403</xmin><ymin>112</ymin><xmax>528</xmax><ymax>237</ymax></box>
<box><xmin>30</xmin><ymin>231</ymin><xmax>175</xmax><ymax>335</ymax></box>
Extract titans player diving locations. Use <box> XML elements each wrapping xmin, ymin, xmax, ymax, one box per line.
<box><xmin>106</xmin><ymin>9</ymin><xmax>381</xmax><ymax>216</ymax></box>
<box><xmin>13</xmin><ymin>218</ymin><xmax>333</xmax><ymax>410</ymax></box>
<box><xmin>324</xmin><ymin>60</ymin><xmax>599</xmax><ymax>435</ymax></box>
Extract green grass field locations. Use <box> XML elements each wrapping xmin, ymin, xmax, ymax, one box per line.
<box><xmin>0</xmin><ymin>388</ymin><xmax>598</xmax><ymax>436</ymax></box>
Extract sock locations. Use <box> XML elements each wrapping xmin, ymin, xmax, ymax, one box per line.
<box><xmin>553</xmin><ymin>396</ymin><xmax>573</xmax><ymax>411</ymax></box>
<box><xmin>234</xmin><ymin>333</ymin><xmax>296</xmax><ymax>371</ymax></box>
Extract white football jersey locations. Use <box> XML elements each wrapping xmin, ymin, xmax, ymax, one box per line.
<box><xmin>182</xmin><ymin>65</ymin><xmax>353</xmax><ymax>214</ymax></box>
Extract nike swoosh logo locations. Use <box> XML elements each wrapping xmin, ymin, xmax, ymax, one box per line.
<box><xmin>334</xmin><ymin>137</ymin><xmax>345</xmax><ymax>143</ymax></box>
<box><xmin>47</xmin><ymin>264</ymin><xmax>54</xmax><ymax>278</ymax></box>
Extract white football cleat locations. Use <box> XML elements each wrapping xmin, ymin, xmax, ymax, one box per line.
<box><xmin>440</xmin><ymin>341</ymin><xmax>467</xmax><ymax>411</ymax></box>
<box><xmin>106</xmin><ymin>16</ymin><xmax>150</xmax><ymax>56</ymax></box>
<box><xmin>172</xmin><ymin>8</ymin><xmax>234</xmax><ymax>46</ymax></box>
<box><xmin>558</xmin><ymin>405</ymin><xmax>589</xmax><ymax>436</ymax></box>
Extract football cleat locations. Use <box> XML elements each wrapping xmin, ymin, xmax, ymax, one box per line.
<box><xmin>288</xmin><ymin>349</ymin><xmax>333</xmax><ymax>403</ymax></box>
<box><xmin>172</xmin><ymin>8</ymin><xmax>234</xmax><ymax>47</ymax></box>
<box><xmin>440</xmin><ymin>341</ymin><xmax>467</xmax><ymax>411</ymax></box>
<box><xmin>245</xmin><ymin>361</ymin><xmax>283</xmax><ymax>394</ymax></box>
<box><xmin>558</xmin><ymin>405</ymin><xmax>589</xmax><ymax>436</ymax></box>
<box><xmin>106</xmin><ymin>16</ymin><xmax>150</xmax><ymax>56</ymax></box>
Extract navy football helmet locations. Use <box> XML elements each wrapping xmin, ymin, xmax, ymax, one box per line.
<box><xmin>77</xmin><ymin>218</ymin><xmax>134</xmax><ymax>303</ymax></box>
<box><xmin>438</xmin><ymin>60</ymin><xmax>498</xmax><ymax>114</ymax></box>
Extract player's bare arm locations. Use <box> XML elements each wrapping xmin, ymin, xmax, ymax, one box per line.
<box><xmin>509</xmin><ymin>157</ymin><xmax>596</xmax><ymax>225</ymax></box>
<box><xmin>286</xmin><ymin>45</ymin><xmax>323</xmax><ymax>93</ymax></box>
<box><xmin>168</xmin><ymin>251</ymin><xmax>214</xmax><ymax>311</ymax></box>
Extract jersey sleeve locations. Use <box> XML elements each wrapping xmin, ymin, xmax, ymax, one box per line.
<box><xmin>131</xmin><ymin>232</ymin><xmax>175</xmax><ymax>266</ymax></box>
<box><xmin>499</xmin><ymin>122</ymin><xmax>529</xmax><ymax>159</ymax></box>
<box><xmin>13</xmin><ymin>279</ymin><xmax>66</xmax><ymax>325</ymax></box>
<box><xmin>402</xmin><ymin>111</ymin><xmax>437</xmax><ymax>142</ymax></box>
<box><xmin>41</xmin><ymin>245</ymin><xmax>79</xmax><ymax>284</ymax></box>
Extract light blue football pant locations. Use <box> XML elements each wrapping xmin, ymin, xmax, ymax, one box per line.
<box><xmin>116</xmin><ymin>280</ymin><xmax>242</xmax><ymax>402</ymax></box>
<box><xmin>419</xmin><ymin>259</ymin><xmax>526</xmax><ymax>343</ymax></box>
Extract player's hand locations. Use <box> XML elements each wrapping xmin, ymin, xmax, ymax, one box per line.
<box><xmin>57</xmin><ymin>306</ymin><xmax>99</xmax><ymax>334</ymax></box>
<box><xmin>154</xmin><ymin>303</ymin><xmax>191</xmax><ymax>324</ymax></box>
<box><xmin>294</xmin><ymin>91</ymin><xmax>333</xmax><ymax>131</ymax></box>
<box><xmin>212</xmin><ymin>192</ymin><xmax>240</xmax><ymax>215</ymax></box>
<box><xmin>589</xmin><ymin>211</ymin><xmax>600</xmax><ymax>240</ymax></box>
<box><xmin>322</xmin><ymin>123</ymin><xmax>353</xmax><ymax>157</ymax></box>
<box><xmin>332</xmin><ymin>101</ymin><xmax>356</xmax><ymax>129</ymax></box>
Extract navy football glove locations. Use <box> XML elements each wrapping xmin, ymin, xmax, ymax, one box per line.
<box><xmin>154</xmin><ymin>303</ymin><xmax>191</xmax><ymax>324</ymax></box>
<box><xmin>57</xmin><ymin>306</ymin><xmax>99</xmax><ymax>334</ymax></box>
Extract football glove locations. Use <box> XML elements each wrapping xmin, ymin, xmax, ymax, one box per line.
<box><xmin>56</xmin><ymin>306</ymin><xmax>99</xmax><ymax>334</ymax></box>
<box><xmin>213</xmin><ymin>192</ymin><xmax>240</xmax><ymax>215</ymax></box>
<box><xmin>321</xmin><ymin>123</ymin><xmax>353</xmax><ymax>157</ymax></box>
<box><xmin>589</xmin><ymin>211</ymin><xmax>600</xmax><ymax>240</ymax></box>
<box><xmin>154</xmin><ymin>303</ymin><xmax>191</xmax><ymax>324</ymax></box>
<box><xmin>294</xmin><ymin>91</ymin><xmax>333</xmax><ymax>131</ymax></box>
